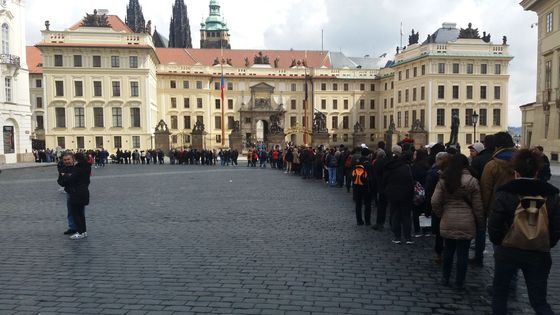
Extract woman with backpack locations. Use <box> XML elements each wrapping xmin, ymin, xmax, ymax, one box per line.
<box><xmin>488</xmin><ymin>149</ymin><xmax>560</xmax><ymax>315</ymax></box>
<box><xmin>431</xmin><ymin>154</ymin><xmax>484</xmax><ymax>290</ymax></box>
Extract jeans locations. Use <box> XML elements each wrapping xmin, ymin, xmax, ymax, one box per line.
<box><xmin>442</xmin><ymin>238</ymin><xmax>470</xmax><ymax>286</ymax></box>
<box><xmin>354</xmin><ymin>187</ymin><xmax>372</xmax><ymax>225</ymax></box>
<box><xmin>66</xmin><ymin>195</ymin><xmax>76</xmax><ymax>231</ymax></box>
<box><xmin>389</xmin><ymin>199</ymin><xmax>412</xmax><ymax>240</ymax></box>
<box><xmin>492</xmin><ymin>254</ymin><xmax>553</xmax><ymax>315</ymax></box>
<box><xmin>328</xmin><ymin>167</ymin><xmax>337</xmax><ymax>186</ymax></box>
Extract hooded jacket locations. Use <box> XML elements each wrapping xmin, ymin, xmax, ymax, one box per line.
<box><xmin>488</xmin><ymin>178</ymin><xmax>560</xmax><ymax>262</ymax></box>
<box><xmin>382</xmin><ymin>155</ymin><xmax>414</xmax><ymax>201</ymax></box>
<box><xmin>480</xmin><ymin>147</ymin><xmax>516</xmax><ymax>216</ymax></box>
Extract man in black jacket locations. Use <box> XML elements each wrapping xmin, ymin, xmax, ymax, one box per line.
<box><xmin>471</xmin><ymin>134</ymin><xmax>495</xmax><ymax>180</ymax></box>
<box><xmin>372</xmin><ymin>149</ymin><xmax>388</xmax><ymax>231</ymax></box>
<box><xmin>488</xmin><ymin>149</ymin><xmax>560</xmax><ymax>315</ymax></box>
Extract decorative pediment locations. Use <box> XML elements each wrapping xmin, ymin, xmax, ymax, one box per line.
<box><xmin>250</xmin><ymin>82</ymin><xmax>275</xmax><ymax>92</ymax></box>
<box><xmin>0</xmin><ymin>9</ymin><xmax>14</xmax><ymax>20</ymax></box>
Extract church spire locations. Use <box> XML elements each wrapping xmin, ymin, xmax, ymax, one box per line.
<box><xmin>200</xmin><ymin>0</ymin><xmax>231</xmax><ymax>49</ymax></box>
<box><xmin>125</xmin><ymin>0</ymin><xmax>146</xmax><ymax>33</ymax></box>
<box><xmin>169</xmin><ymin>0</ymin><xmax>193</xmax><ymax>48</ymax></box>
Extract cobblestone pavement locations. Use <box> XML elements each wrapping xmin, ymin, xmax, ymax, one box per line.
<box><xmin>0</xmin><ymin>164</ymin><xmax>559</xmax><ymax>315</ymax></box>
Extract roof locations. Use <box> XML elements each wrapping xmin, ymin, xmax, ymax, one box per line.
<box><xmin>329</xmin><ymin>52</ymin><xmax>386</xmax><ymax>69</ymax></box>
<box><xmin>35</xmin><ymin>43</ymin><xmax>153</xmax><ymax>49</ymax></box>
<box><xmin>155</xmin><ymin>48</ymin><xmax>331</xmax><ymax>68</ymax></box>
<box><xmin>152</xmin><ymin>29</ymin><xmax>169</xmax><ymax>48</ymax></box>
<box><xmin>26</xmin><ymin>46</ymin><xmax>43</xmax><ymax>74</ymax></box>
<box><xmin>422</xmin><ymin>23</ymin><xmax>460</xmax><ymax>44</ymax></box>
<box><xmin>69</xmin><ymin>15</ymin><xmax>134</xmax><ymax>33</ymax></box>
<box><xmin>520</xmin><ymin>102</ymin><xmax>536</xmax><ymax>108</ymax></box>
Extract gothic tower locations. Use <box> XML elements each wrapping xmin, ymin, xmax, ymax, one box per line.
<box><xmin>200</xmin><ymin>0</ymin><xmax>231</xmax><ymax>49</ymax></box>
<box><xmin>168</xmin><ymin>0</ymin><xmax>193</xmax><ymax>48</ymax></box>
<box><xmin>125</xmin><ymin>0</ymin><xmax>146</xmax><ymax>33</ymax></box>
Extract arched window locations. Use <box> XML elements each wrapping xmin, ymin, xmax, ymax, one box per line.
<box><xmin>2</xmin><ymin>23</ymin><xmax>9</xmax><ymax>54</ymax></box>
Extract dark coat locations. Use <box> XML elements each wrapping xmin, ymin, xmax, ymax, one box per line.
<box><xmin>382</xmin><ymin>156</ymin><xmax>414</xmax><ymax>201</ymax></box>
<box><xmin>538</xmin><ymin>154</ymin><xmax>552</xmax><ymax>182</ymax></box>
<box><xmin>470</xmin><ymin>148</ymin><xmax>493</xmax><ymax>180</ymax></box>
<box><xmin>373</xmin><ymin>156</ymin><xmax>387</xmax><ymax>194</ymax></box>
<box><xmin>489</xmin><ymin>179</ymin><xmax>560</xmax><ymax>262</ymax></box>
<box><xmin>57</xmin><ymin>162</ymin><xmax>91</xmax><ymax>206</ymax></box>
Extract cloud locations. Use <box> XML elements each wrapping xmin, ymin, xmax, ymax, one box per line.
<box><xmin>25</xmin><ymin>0</ymin><xmax>537</xmax><ymax>126</ymax></box>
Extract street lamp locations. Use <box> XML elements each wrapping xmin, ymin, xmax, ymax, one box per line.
<box><xmin>472</xmin><ymin>110</ymin><xmax>479</xmax><ymax>143</ymax></box>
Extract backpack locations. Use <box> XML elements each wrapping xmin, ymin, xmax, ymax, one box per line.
<box><xmin>501</xmin><ymin>196</ymin><xmax>550</xmax><ymax>252</ymax></box>
<box><xmin>344</xmin><ymin>154</ymin><xmax>352</xmax><ymax>168</ymax></box>
<box><xmin>413</xmin><ymin>181</ymin><xmax>426</xmax><ymax>206</ymax></box>
<box><xmin>352</xmin><ymin>164</ymin><xmax>368</xmax><ymax>187</ymax></box>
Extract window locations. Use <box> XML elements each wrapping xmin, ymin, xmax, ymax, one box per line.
<box><xmin>437</xmin><ymin>134</ymin><xmax>444</xmax><ymax>144</ymax></box>
<box><xmin>36</xmin><ymin>97</ymin><xmax>43</xmax><ymax>108</ymax></box>
<box><xmin>132</xmin><ymin>136</ymin><xmax>140</xmax><ymax>148</ymax></box>
<box><xmin>321</xmin><ymin>83</ymin><xmax>326</xmax><ymax>91</ymax></box>
<box><xmin>547</xmin><ymin>12</ymin><xmax>553</xmax><ymax>33</ymax></box>
<box><xmin>466</xmin><ymin>108</ymin><xmax>473</xmax><ymax>126</ymax></box>
<box><xmin>74</xmin><ymin>55</ymin><xmax>82</xmax><ymax>67</ymax></box>
<box><xmin>291</xmin><ymin>99</ymin><xmax>296</xmax><ymax>110</ymax></box>
<box><xmin>114</xmin><ymin>136</ymin><xmax>122</xmax><ymax>148</ymax></box>
<box><xmin>420</xmin><ymin>109</ymin><xmax>425</xmax><ymax>127</ymax></box>
<box><xmin>55</xmin><ymin>108</ymin><xmax>66</xmax><ymax>128</ymax></box>
<box><xmin>390</xmin><ymin>98</ymin><xmax>394</xmax><ymax>107</ymax></box>
<box><xmin>370</xmin><ymin>99</ymin><xmax>375</xmax><ymax>110</ymax></box>
<box><xmin>74</xmin><ymin>107</ymin><xmax>85</xmax><ymax>128</ymax></box>
<box><xmin>369</xmin><ymin>116</ymin><xmax>375</xmax><ymax>129</ymax></box>
<box><xmin>384</xmin><ymin>99</ymin><xmax>387</xmax><ymax>109</ymax></box>
<box><xmin>215</xmin><ymin>99</ymin><xmax>220</xmax><ymax>109</ymax></box>
<box><xmin>493</xmin><ymin>109</ymin><xmax>501</xmax><ymax>126</ymax></box>
<box><xmin>214</xmin><ymin>82</ymin><xmax>220</xmax><ymax>90</ymax></box>
<box><xmin>291</xmin><ymin>83</ymin><xmax>297</xmax><ymax>91</ymax></box>
<box><xmin>57</xmin><ymin>137</ymin><xmax>65</xmax><ymax>148</ymax></box>
<box><xmin>383</xmin><ymin>116</ymin><xmax>387</xmax><ymax>129</ymax></box>
<box><xmin>4</xmin><ymin>77</ymin><xmax>11</xmax><ymax>102</ymax></box>
<box><xmin>55</xmin><ymin>80</ymin><xmax>64</xmax><ymax>96</ymax></box>
<box><xmin>183</xmin><ymin>81</ymin><xmax>189</xmax><ymax>89</ymax></box>
<box><xmin>111</xmin><ymin>56</ymin><xmax>120</xmax><ymax>68</ymax></box>
<box><xmin>467</xmin><ymin>63</ymin><xmax>474</xmax><ymax>74</ymax></box>
<box><xmin>360</xmin><ymin>83</ymin><xmax>365</xmax><ymax>91</ymax></box>
<box><xmin>438</xmin><ymin>85</ymin><xmax>445</xmax><ymax>99</ymax></box>
<box><xmin>131</xmin><ymin>108</ymin><xmax>141</xmax><ymax>127</ymax></box>
<box><xmin>398</xmin><ymin>71</ymin><xmax>402</xmax><ymax>80</ymax></box>
<box><xmin>370</xmin><ymin>84</ymin><xmax>375</xmax><ymax>91</ymax></box>
<box><xmin>495</xmin><ymin>64</ymin><xmax>501</xmax><ymax>75</ymax></box>
<box><xmin>332</xmin><ymin>134</ymin><xmax>338</xmax><ymax>142</ymax></box>
<box><xmin>1</xmin><ymin>23</ymin><xmax>8</xmax><ymax>54</ymax></box>
<box><xmin>170</xmin><ymin>116</ymin><xmax>178</xmax><ymax>129</ymax></box>
<box><xmin>129</xmin><ymin>56</ymin><xmax>138</xmax><ymax>68</ymax></box>
<box><xmin>227</xmin><ymin>82</ymin><xmax>233</xmax><ymax>91</ymax></box>
<box><xmin>466</xmin><ymin>85</ymin><xmax>473</xmax><ymax>99</ymax></box>
<box><xmin>436</xmin><ymin>108</ymin><xmax>445</xmax><ymax>126</ymax></box>
<box><xmin>343</xmin><ymin>116</ymin><xmax>349</xmax><ymax>129</ymax></box>
<box><xmin>421</xmin><ymin>65</ymin><xmax>426</xmax><ymax>75</ymax></box>
<box><xmin>112</xmin><ymin>81</ymin><xmax>121</xmax><ymax>97</ymax></box>
<box><xmin>466</xmin><ymin>134</ymin><xmax>472</xmax><ymax>145</ymax></box>
<box><xmin>359</xmin><ymin>99</ymin><xmax>365</xmax><ymax>110</ymax></box>
<box><xmin>545</xmin><ymin>60</ymin><xmax>552</xmax><ymax>92</ymax></box>
<box><xmin>36</xmin><ymin>115</ymin><xmax>44</xmax><ymax>130</ymax></box>
<box><xmin>35</xmin><ymin>79</ymin><xmax>42</xmax><ymax>88</ymax></box>
<box><xmin>481</xmin><ymin>63</ymin><xmax>487</xmax><ymax>74</ymax></box>
<box><xmin>343</xmin><ymin>99</ymin><xmax>348</xmax><ymax>110</ymax></box>
<box><xmin>452</xmin><ymin>63</ymin><xmax>459</xmax><ymax>74</ymax></box>
<box><xmin>171</xmin><ymin>97</ymin><xmax>177</xmax><ymax>108</ymax></box>
<box><xmin>452</xmin><ymin>85</ymin><xmax>459</xmax><ymax>99</ymax></box>
<box><xmin>480</xmin><ymin>86</ymin><xmax>487</xmax><ymax>99</ymax></box>
<box><xmin>171</xmin><ymin>80</ymin><xmax>177</xmax><ymax>89</ymax></box>
<box><xmin>184</xmin><ymin>116</ymin><xmax>191</xmax><ymax>129</ymax></box>
<box><xmin>494</xmin><ymin>86</ymin><xmax>501</xmax><ymax>100</ymax></box>
<box><xmin>397</xmin><ymin>112</ymin><xmax>402</xmax><ymax>128</ymax></box>
<box><xmin>359</xmin><ymin>116</ymin><xmax>365</xmax><ymax>128</ymax></box>
<box><xmin>95</xmin><ymin>136</ymin><xmax>103</xmax><ymax>148</ymax></box>
<box><xmin>291</xmin><ymin>116</ymin><xmax>297</xmax><ymax>127</ymax></box>
<box><xmin>438</xmin><ymin>63</ymin><xmax>445</xmax><ymax>74</ymax></box>
<box><xmin>54</xmin><ymin>54</ymin><xmax>63</xmax><ymax>67</ymax></box>
<box><xmin>479</xmin><ymin>108</ymin><xmax>487</xmax><ymax>126</ymax></box>
<box><xmin>197</xmin><ymin>98</ymin><xmax>203</xmax><ymax>108</ymax></box>
<box><xmin>227</xmin><ymin>116</ymin><xmax>235</xmax><ymax>129</ymax></box>
<box><xmin>74</xmin><ymin>81</ymin><xmax>83</xmax><ymax>97</ymax></box>
<box><xmin>412</xmin><ymin>110</ymin><xmax>417</xmax><ymax>122</ymax></box>
<box><xmin>93</xmin><ymin>81</ymin><xmax>102</xmax><ymax>97</ymax></box>
<box><xmin>130</xmin><ymin>81</ymin><xmax>139</xmax><ymax>97</ymax></box>
<box><xmin>321</xmin><ymin>99</ymin><xmax>326</xmax><ymax>110</ymax></box>
<box><xmin>413</xmin><ymin>67</ymin><xmax>417</xmax><ymax>77</ymax></box>
<box><xmin>333</xmin><ymin>99</ymin><xmax>338</xmax><ymax>110</ymax></box>
<box><xmin>384</xmin><ymin>83</ymin><xmax>387</xmax><ymax>90</ymax></box>
<box><xmin>112</xmin><ymin>108</ymin><xmax>122</xmax><ymax>127</ymax></box>
<box><xmin>333</xmin><ymin>83</ymin><xmax>338</xmax><ymax>91</ymax></box>
<box><xmin>214</xmin><ymin>116</ymin><xmax>222</xmax><ymax>129</ymax></box>
<box><xmin>93</xmin><ymin>107</ymin><xmax>104</xmax><ymax>127</ymax></box>
<box><xmin>412</xmin><ymin>88</ymin><xmax>417</xmax><ymax>102</ymax></box>
<box><xmin>404</xmin><ymin>111</ymin><xmax>409</xmax><ymax>128</ymax></box>
<box><xmin>406</xmin><ymin>69</ymin><xmax>410</xmax><ymax>79</ymax></box>
<box><xmin>183</xmin><ymin>98</ymin><xmax>190</xmax><ymax>108</ymax></box>
<box><xmin>228</xmin><ymin>99</ymin><xmax>233</xmax><ymax>110</ymax></box>
<box><xmin>398</xmin><ymin>91</ymin><xmax>402</xmax><ymax>103</ymax></box>
<box><xmin>405</xmin><ymin>89</ymin><xmax>409</xmax><ymax>102</ymax></box>
<box><xmin>216</xmin><ymin>135</ymin><xmax>222</xmax><ymax>143</ymax></box>
<box><xmin>421</xmin><ymin>86</ymin><xmax>425</xmax><ymax>100</ymax></box>
<box><xmin>196</xmin><ymin>81</ymin><xmax>203</xmax><ymax>89</ymax></box>
<box><xmin>93</xmin><ymin>56</ymin><xmax>101</xmax><ymax>67</ymax></box>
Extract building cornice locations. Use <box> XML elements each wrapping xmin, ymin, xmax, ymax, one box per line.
<box><xmin>520</xmin><ymin>0</ymin><xmax>540</xmax><ymax>11</ymax></box>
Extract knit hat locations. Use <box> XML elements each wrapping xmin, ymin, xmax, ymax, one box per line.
<box><xmin>391</xmin><ymin>145</ymin><xmax>402</xmax><ymax>155</ymax></box>
<box><xmin>468</xmin><ymin>142</ymin><xmax>484</xmax><ymax>153</ymax></box>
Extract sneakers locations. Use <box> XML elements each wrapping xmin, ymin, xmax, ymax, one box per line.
<box><xmin>63</xmin><ymin>229</ymin><xmax>76</xmax><ymax>235</ymax></box>
<box><xmin>413</xmin><ymin>234</ymin><xmax>423</xmax><ymax>238</ymax></box>
<box><xmin>69</xmin><ymin>232</ymin><xmax>86</xmax><ymax>240</ymax></box>
<box><xmin>391</xmin><ymin>239</ymin><xmax>402</xmax><ymax>244</ymax></box>
<box><xmin>405</xmin><ymin>240</ymin><xmax>415</xmax><ymax>245</ymax></box>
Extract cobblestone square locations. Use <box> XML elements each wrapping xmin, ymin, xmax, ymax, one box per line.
<box><xmin>0</xmin><ymin>165</ymin><xmax>559</xmax><ymax>314</ymax></box>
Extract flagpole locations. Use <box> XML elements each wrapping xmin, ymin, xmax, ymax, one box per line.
<box><xmin>304</xmin><ymin>51</ymin><xmax>308</xmax><ymax>146</ymax></box>
<box><xmin>220</xmin><ymin>47</ymin><xmax>225</xmax><ymax>147</ymax></box>
<box><xmin>400</xmin><ymin>21</ymin><xmax>403</xmax><ymax>48</ymax></box>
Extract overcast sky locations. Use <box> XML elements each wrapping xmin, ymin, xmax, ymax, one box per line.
<box><xmin>26</xmin><ymin>0</ymin><xmax>537</xmax><ymax>126</ymax></box>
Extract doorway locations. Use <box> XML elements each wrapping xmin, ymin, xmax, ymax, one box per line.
<box><xmin>256</xmin><ymin>120</ymin><xmax>269</xmax><ymax>142</ymax></box>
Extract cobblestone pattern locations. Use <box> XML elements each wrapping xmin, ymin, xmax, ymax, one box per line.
<box><xmin>0</xmin><ymin>165</ymin><xmax>559</xmax><ymax>314</ymax></box>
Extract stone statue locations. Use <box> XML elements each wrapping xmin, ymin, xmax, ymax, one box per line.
<box><xmin>81</xmin><ymin>9</ymin><xmax>111</xmax><ymax>28</ymax></box>
<box><xmin>354</xmin><ymin>121</ymin><xmax>364</xmax><ymax>133</ymax></box>
<box><xmin>269</xmin><ymin>114</ymin><xmax>284</xmax><ymax>135</ymax></box>
<box><xmin>244</xmin><ymin>57</ymin><xmax>250</xmax><ymax>67</ymax></box>
<box><xmin>427</xmin><ymin>34</ymin><xmax>432</xmax><ymax>43</ymax></box>
<box><xmin>447</xmin><ymin>113</ymin><xmax>460</xmax><ymax>146</ymax></box>
<box><xmin>481</xmin><ymin>31</ymin><xmax>491</xmax><ymax>43</ymax></box>
<box><xmin>388</xmin><ymin>120</ymin><xmax>396</xmax><ymax>133</ymax></box>
<box><xmin>45</xmin><ymin>20</ymin><xmax>50</xmax><ymax>31</ymax></box>
<box><xmin>226</xmin><ymin>58</ymin><xmax>233</xmax><ymax>66</ymax></box>
<box><xmin>502</xmin><ymin>35</ymin><xmax>507</xmax><ymax>45</ymax></box>
<box><xmin>213</xmin><ymin>57</ymin><xmax>220</xmax><ymax>66</ymax></box>
<box><xmin>274</xmin><ymin>57</ymin><xmax>280</xmax><ymax>68</ymax></box>
<box><xmin>254</xmin><ymin>51</ymin><xmax>270</xmax><ymax>65</ymax></box>
<box><xmin>146</xmin><ymin>20</ymin><xmax>152</xmax><ymax>34</ymax></box>
<box><xmin>459</xmin><ymin>22</ymin><xmax>480</xmax><ymax>39</ymax></box>
<box><xmin>291</xmin><ymin>59</ymin><xmax>297</xmax><ymax>67</ymax></box>
<box><xmin>396</xmin><ymin>46</ymin><xmax>400</xmax><ymax>54</ymax></box>
<box><xmin>193</xmin><ymin>119</ymin><xmax>205</xmax><ymax>133</ymax></box>
<box><xmin>410</xmin><ymin>119</ymin><xmax>425</xmax><ymax>132</ymax></box>
<box><xmin>155</xmin><ymin>119</ymin><xmax>169</xmax><ymax>132</ymax></box>
<box><xmin>408</xmin><ymin>29</ymin><xmax>419</xmax><ymax>45</ymax></box>
<box><xmin>232</xmin><ymin>120</ymin><xmax>240</xmax><ymax>133</ymax></box>
<box><xmin>312</xmin><ymin>111</ymin><xmax>328</xmax><ymax>134</ymax></box>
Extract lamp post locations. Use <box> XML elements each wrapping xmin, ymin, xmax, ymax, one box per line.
<box><xmin>472</xmin><ymin>110</ymin><xmax>479</xmax><ymax>143</ymax></box>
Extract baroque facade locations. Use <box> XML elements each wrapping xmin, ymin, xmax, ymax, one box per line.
<box><xmin>520</xmin><ymin>0</ymin><xmax>560</xmax><ymax>161</ymax></box>
<box><xmin>28</xmin><ymin>13</ymin><xmax>512</xmax><ymax>153</ymax></box>
<box><xmin>0</xmin><ymin>0</ymin><xmax>33</xmax><ymax>164</ymax></box>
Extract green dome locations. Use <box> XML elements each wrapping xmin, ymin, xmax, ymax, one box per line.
<box><xmin>200</xmin><ymin>0</ymin><xmax>228</xmax><ymax>32</ymax></box>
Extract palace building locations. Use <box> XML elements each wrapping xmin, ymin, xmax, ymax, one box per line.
<box><xmin>27</xmin><ymin>2</ymin><xmax>512</xmax><ymax>153</ymax></box>
<box><xmin>520</xmin><ymin>0</ymin><xmax>560</xmax><ymax>161</ymax></box>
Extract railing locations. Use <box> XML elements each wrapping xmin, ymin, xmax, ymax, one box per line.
<box><xmin>0</xmin><ymin>54</ymin><xmax>20</xmax><ymax>68</ymax></box>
